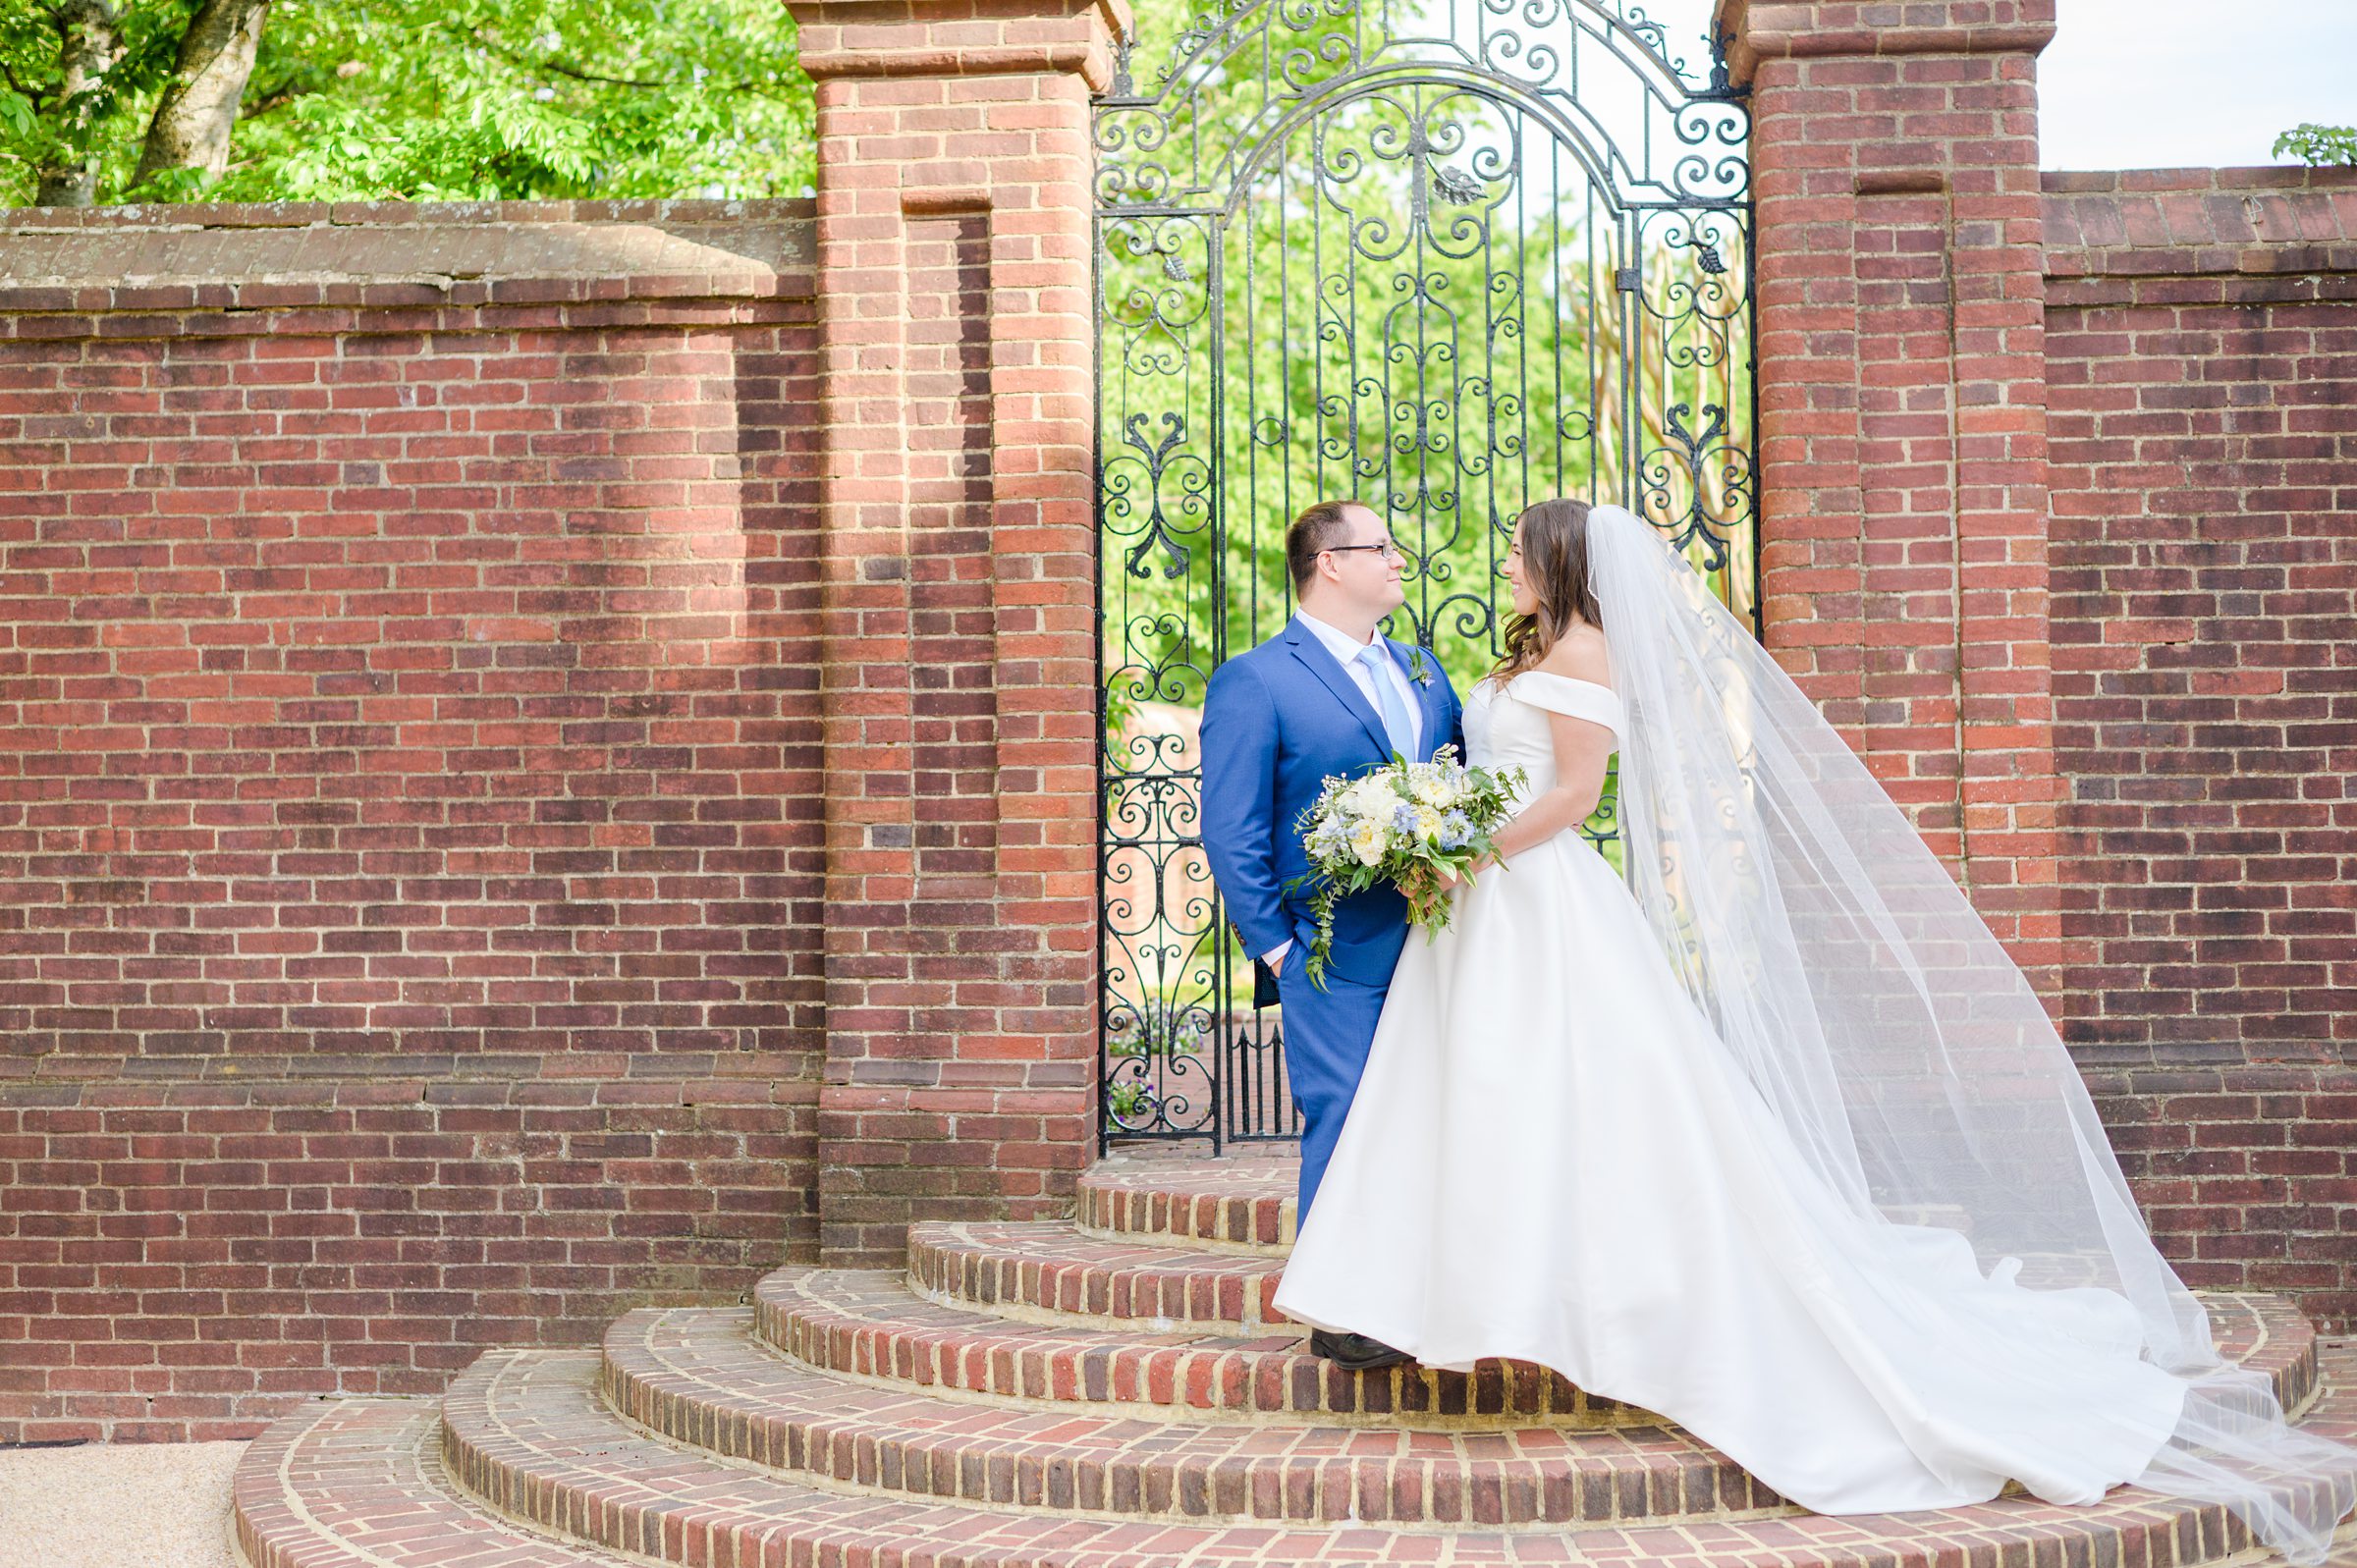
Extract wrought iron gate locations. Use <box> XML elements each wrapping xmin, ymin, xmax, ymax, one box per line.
<box><xmin>1095</xmin><ymin>0</ymin><xmax>1754</xmax><ymax>1147</ymax></box>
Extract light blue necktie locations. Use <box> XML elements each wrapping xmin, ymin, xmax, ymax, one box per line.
<box><xmin>1357</xmin><ymin>642</ymin><xmax>1418</xmax><ymax>760</ymax></box>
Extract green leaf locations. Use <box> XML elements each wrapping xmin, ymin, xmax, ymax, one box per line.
<box><xmin>2275</xmin><ymin>124</ymin><xmax>2357</xmax><ymax>168</ymax></box>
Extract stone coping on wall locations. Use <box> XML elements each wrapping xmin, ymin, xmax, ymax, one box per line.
<box><xmin>1713</xmin><ymin>0</ymin><xmax>2058</xmax><ymax>85</ymax></box>
<box><xmin>2042</xmin><ymin>166</ymin><xmax>2357</xmax><ymax>302</ymax></box>
<box><xmin>0</xmin><ymin>195</ymin><xmax>816</xmax><ymax>311</ymax></box>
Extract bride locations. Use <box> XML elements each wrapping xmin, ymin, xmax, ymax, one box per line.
<box><xmin>1270</xmin><ymin>498</ymin><xmax>2357</xmax><ymax>1560</ymax></box>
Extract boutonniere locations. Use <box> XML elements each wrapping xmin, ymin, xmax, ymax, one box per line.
<box><xmin>1406</xmin><ymin>645</ymin><xmax>1436</xmax><ymax>689</ymax></box>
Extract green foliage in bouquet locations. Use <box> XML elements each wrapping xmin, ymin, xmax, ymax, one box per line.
<box><xmin>1285</xmin><ymin>746</ymin><xmax>1525</xmax><ymax>991</ymax></box>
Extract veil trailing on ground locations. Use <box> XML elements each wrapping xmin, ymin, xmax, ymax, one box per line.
<box><xmin>1583</xmin><ymin>502</ymin><xmax>2357</xmax><ymax>1561</ymax></box>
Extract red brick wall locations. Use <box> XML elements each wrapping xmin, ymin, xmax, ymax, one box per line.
<box><xmin>0</xmin><ymin>201</ymin><xmax>828</xmax><ymax>1438</ymax></box>
<box><xmin>0</xmin><ymin>0</ymin><xmax>1126</xmax><ymax>1419</ymax></box>
<box><xmin>1729</xmin><ymin>3</ymin><xmax>2357</xmax><ymax>1332</ymax></box>
<box><xmin>2043</xmin><ymin>168</ymin><xmax>2357</xmax><ymax>1325</ymax></box>
<box><xmin>1734</xmin><ymin>0</ymin><xmax>2068</xmax><ymax>987</ymax></box>
<box><xmin>795</xmin><ymin>0</ymin><xmax>1121</xmax><ymax>1268</ymax></box>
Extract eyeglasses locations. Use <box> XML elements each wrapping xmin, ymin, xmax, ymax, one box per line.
<box><xmin>1324</xmin><ymin>540</ymin><xmax>1404</xmax><ymax>562</ymax></box>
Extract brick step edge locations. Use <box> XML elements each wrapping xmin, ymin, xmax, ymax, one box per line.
<box><xmin>1077</xmin><ymin>1154</ymin><xmax>1297</xmax><ymax>1254</ymax></box>
<box><xmin>759</xmin><ymin>1265</ymin><xmax>1664</xmax><ymax>1429</ymax></box>
<box><xmin>904</xmin><ymin>1217</ymin><xmax>2329</xmax><ymax>1430</ymax></box>
<box><xmin>767</xmin><ymin>1267</ymin><xmax>2325</xmax><ymax>1432</ymax></box>
<box><xmin>605</xmin><ymin>1304</ymin><xmax>1782</xmax><ymax>1528</ymax></box>
<box><xmin>431</xmin><ymin>1346</ymin><xmax>2317</xmax><ymax>1568</ymax></box>
<box><xmin>233</xmin><ymin>1398</ymin><xmax>635</xmax><ymax>1568</ymax></box>
<box><xmin>908</xmin><ymin>1219</ymin><xmax>1293</xmax><ymax>1331</ymax></box>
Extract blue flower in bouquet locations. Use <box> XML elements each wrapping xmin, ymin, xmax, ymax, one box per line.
<box><xmin>1439</xmin><ymin>811</ymin><xmax>1472</xmax><ymax>849</ymax></box>
<box><xmin>1305</xmin><ymin>818</ymin><xmax>1347</xmax><ymax>859</ymax></box>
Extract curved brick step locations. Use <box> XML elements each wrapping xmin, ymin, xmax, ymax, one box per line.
<box><xmin>247</xmin><ymin>1383</ymin><xmax>1241</xmax><ymax>1568</ymax></box>
<box><xmin>605</xmin><ymin>1304</ymin><xmax>1770</xmax><ymax>1527</ymax></box>
<box><xmin>911</xmin><ymin>1219</ymin><xmax>1293</xmax><ymax>1331</ymax></box>
<box><xmin>772</xmin><ymin>1267</ymin><xmax>2325</xmax><ymax>1430</ymax></box>
<box><xmin>1079</xmin><ymin>1152</ymin><xmax>1297</xmax><ymax>1255</ymax></box>
<box><xmin>428</xmin><ymin>1344</ymin><xmax>2349</xmax><ymax>1568</ymax></box>
<box><xmin>2211</xmin><ymin>1291</ymin><xmax>2327</xmax><ymax>1416</ymax></box>
<box><xmin>760</xmin><ymin>1264</ymin><xmax>1660</xmax><ymax>1429</ymax></box>
<box><xmin>910</xmin><ymin>1219</ymin><xmax>2327</xmax><ymax>1420</ymax></box>
<box><xmin>233</xmin><ymin>1398</ymin><xmax>637</xmax><ymax>1568</ymax></box>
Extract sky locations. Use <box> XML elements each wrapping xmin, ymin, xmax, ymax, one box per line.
<box><xmin>2039</xmin><ymin>0</ymin><xmax>2357</xmax><ymax>170</ymax></box>
<box><xmin>1630</xmin><ymin>0</ymin><xmax>2357</xmax><ymax>171</ymax></box>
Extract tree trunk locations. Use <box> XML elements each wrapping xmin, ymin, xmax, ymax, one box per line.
<box><xmin>131</xmin><ymin>0</ymin><xmax>270</xmax><ymax>191</ymax></box>
<box><xmin>33</xmin><ymin>0</ymin><xmax>122</xmax><ymax>207</ymax></box>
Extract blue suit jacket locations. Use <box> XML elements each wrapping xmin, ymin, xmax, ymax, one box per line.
<box><xmin>1198</xmin><ymin>617</ymin><xmax>1467</xmax><ymax>988</ymax></box>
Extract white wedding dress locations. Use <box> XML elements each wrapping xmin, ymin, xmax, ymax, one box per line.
<box><xmin>1271</xmin><ymin>669</ymin><xmax>2194</xmax><ymax>1515</ymax></box>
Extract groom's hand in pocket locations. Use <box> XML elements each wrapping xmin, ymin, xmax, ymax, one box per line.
<box><xmin>1252</xmin><ymin>941</ymin><xmax>1291</xmax><ymax>1008</ymax></box>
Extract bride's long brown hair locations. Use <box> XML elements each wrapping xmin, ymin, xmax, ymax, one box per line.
<box><xmin>1492</xmin><ymin>498</ymin><xmax>1603</xmax><ymax>682</ymax></box>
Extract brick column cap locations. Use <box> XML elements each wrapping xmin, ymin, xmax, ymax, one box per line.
<box><xmin>790</xmin><ymin>0</ymin><xmax>1132</xmax><ymax>90</ymax></box>
<box><xmin>1712</xmin><ymin>0</ymin><xmax>2056</xmax><ymax>85</ymax></box>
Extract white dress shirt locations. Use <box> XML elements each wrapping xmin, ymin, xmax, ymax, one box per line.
<box><xmin>1263</xmin><ymin>611</ymin><xmax>1424</xmax><ymax>970</ymax></box>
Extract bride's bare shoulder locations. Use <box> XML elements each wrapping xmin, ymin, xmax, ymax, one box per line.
<box><xmin>1534</xmin><ymin>622</ymin><xmax>1612</xmax><ymax>687</ymax></box>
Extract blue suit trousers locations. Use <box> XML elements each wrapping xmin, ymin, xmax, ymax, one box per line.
<box><xmin>1275</xmin><ymin>945</ymin><xmax>1391</xmax><ymax>1219</ymax></box>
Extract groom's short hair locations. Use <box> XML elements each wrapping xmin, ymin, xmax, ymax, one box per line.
<box><xmin>1287</xmin><ymin>499</ymin><xmax>1371</xmax><ymax>593</ymax></box>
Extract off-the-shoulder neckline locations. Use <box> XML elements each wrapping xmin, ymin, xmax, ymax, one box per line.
<box><xmin>1508</xmin><ymin>670</ymin><xmax>1619</xmax><ymax>701</ymax></box>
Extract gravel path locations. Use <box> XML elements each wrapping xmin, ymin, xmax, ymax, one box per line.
<box><xmin>0</xmin><ymin>1440</ymin><xmax>246</xmax><ymax>1568</ymax></box>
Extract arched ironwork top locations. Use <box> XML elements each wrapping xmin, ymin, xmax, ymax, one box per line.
<box><xmin>1095</xmin><ymin>0</ymin><xmax>1748</xmax><ymax>214</ymax></box>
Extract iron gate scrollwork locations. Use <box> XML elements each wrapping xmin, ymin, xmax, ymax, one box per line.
<box><xmin>1095</xmin><ymin>0</ymin><xmax>1754</xmax><ymax>1146</ymax></box>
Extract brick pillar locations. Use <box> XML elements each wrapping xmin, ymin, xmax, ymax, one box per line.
<box><xmin>1721</xmin><ymin>0</ymin><xmax>2063</xmax><ymax>987</ymax></box>
<box><xmin>791</xmin><ymin>0</ymin><xmax>1126</xmax><ymax>1265</ymax></box>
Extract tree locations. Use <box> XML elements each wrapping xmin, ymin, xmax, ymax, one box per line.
<box><xmin>1</xmin><ymin>0</ymin><xmax>179</xmax><ymax>206</ymax></box>
<box><xmin>131</xmin><ymin>0</ymin><xmax>268</xmax><ymax>191</ymax></box>
<box><xmin>26</xmin><ymin>0</ymin><xmax>119</xmax><ymax>203</ymax></box>
<box><xmin>2275</xmin><ymin>123</ymin><xmax>2357</xmax><ymax>167</ymax></box>
<box><xmin>0</xmin><ymin>0</ymin><xmax>813</xmax><ymax>206</ymax></box>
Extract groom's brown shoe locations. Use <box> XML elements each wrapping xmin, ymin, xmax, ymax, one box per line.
<box><xmin>1309</xmin><ymin>1328</ymin><xmax>1414</xmax><ymax>1371</ymax></box>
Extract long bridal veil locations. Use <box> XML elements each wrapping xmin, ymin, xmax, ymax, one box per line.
<box><xmin>1583</xmin><ymin>502</ymin><xmax>2357</xmax><ymax>1560</ymax></box>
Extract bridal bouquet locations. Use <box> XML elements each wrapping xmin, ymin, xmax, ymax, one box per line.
<box><xmin>1288</xmin><ymin>746</ymin><xmax>1525</xmax><ymax>989</ymax></box>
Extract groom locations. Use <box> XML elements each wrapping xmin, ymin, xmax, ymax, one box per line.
<box><xmin>1198</xmin><ymin>498</ymin><xmax>1464</xmax><ymax>1372</ymax></box>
